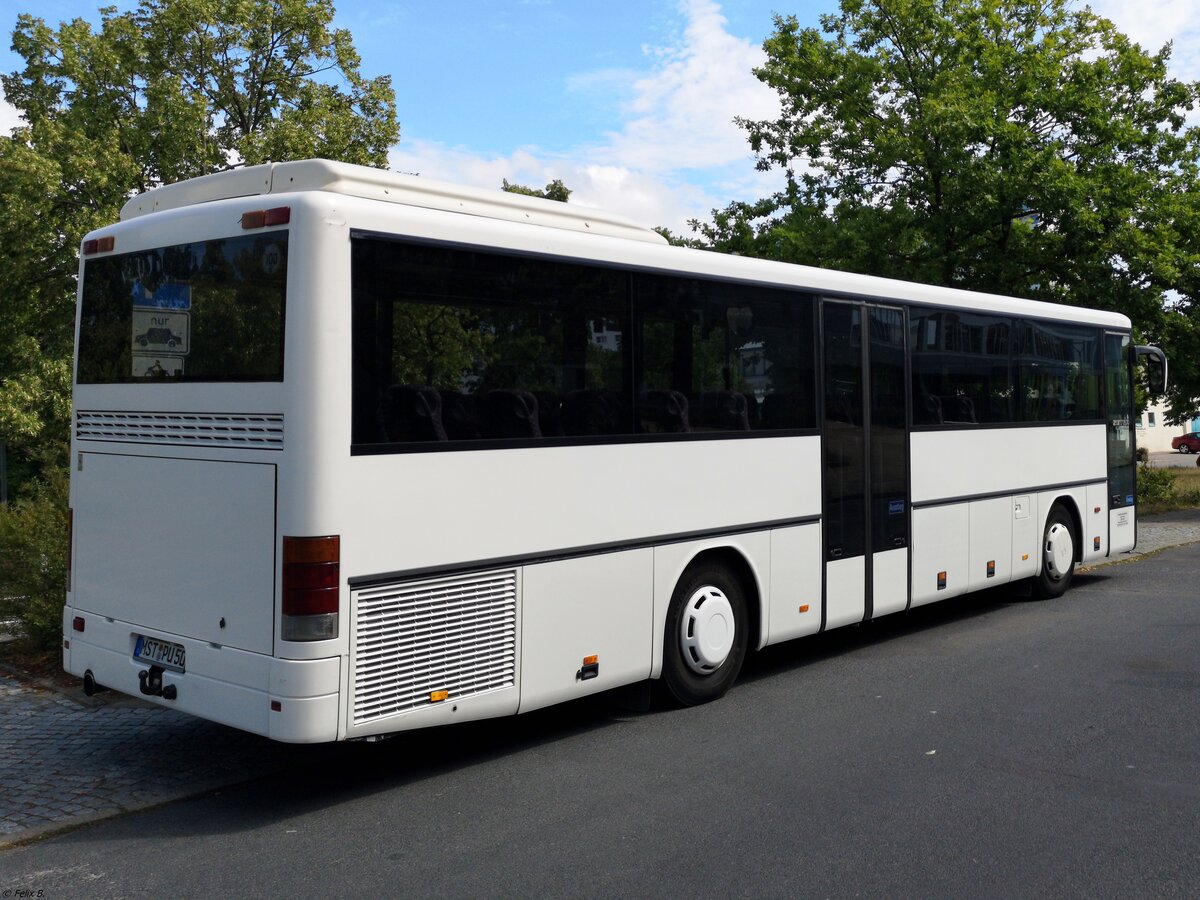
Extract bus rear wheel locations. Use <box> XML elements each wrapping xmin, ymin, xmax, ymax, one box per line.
<box><xmin>1032</xmin><ymin>504</ymin><xmax>1076</xmax><ymax>599</ymax></box>
<box><xmin>661</xmin><ymin>563</ymin><xmax>748</xmax><ymax>706</ymax></box>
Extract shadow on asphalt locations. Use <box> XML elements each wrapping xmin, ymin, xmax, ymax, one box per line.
<box><xmin>63</xmin><ymin>570</ymin><xmax>1121</xmax><ymax>842</ymax></box>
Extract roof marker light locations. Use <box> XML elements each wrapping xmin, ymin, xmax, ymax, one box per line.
<box><xmin>242</xmin><ymin>206</ymin><xmax>291</xmax><ymax>229</ymax></box>
<box><xmin>82</xmin><ymin>236</ymin><xmax>115</xmax><ymax>255</ymax></box>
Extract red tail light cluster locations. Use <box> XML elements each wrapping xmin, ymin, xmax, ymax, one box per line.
<box><xmin>282</xmin><ymin>535</ymin><xmax>339</xmax><ymax>641</ymax></box>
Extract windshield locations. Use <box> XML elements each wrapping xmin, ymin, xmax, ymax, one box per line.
<box><xmin>77</xmin><ymin>232</ymin><xmax>288</xmax><ymax>383</ymax></box>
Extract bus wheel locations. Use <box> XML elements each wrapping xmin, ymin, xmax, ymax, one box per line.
<box><xmin>661</xmin><ymin>564</ymin><xmax>748</xmax><ymax>706</ymax></box>
<box><xmin>1033</xmin><ymin>504</ymin><xmax>1076</xmax><ymax>599</ymax></box>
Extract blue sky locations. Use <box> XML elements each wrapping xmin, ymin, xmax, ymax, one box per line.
<box><xmin>1</xmin><ymin>0</ymin><xmax>1197</xmax><ymax>232</ymax></box>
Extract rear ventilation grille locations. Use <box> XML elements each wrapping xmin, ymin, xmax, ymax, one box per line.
<box><xmin>352</xmin><ymin>570</ymin><xmax>518</xmax><ymax>725</ymax></box>
<box><xmin>75</xmin><ymin>411</ymin><xmax>284</xmax><ymax>450</ymax></box>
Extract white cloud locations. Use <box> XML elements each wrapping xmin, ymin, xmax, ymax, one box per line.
<box><xmin>595</xmin><ymin>0</ymin><xmax>779</xmax><ymax>174</ymax></box>
<box><xmin>388</xmin><ymin>0</ymin><xmax>781</xmax><ymax>234</ymax></box>
<box><xmin>1091</xmin><ymin>0</ymin><xmax>1200</xmax><ymax>81</ymax></box>
<box><xmin>0</xmin><ymin>88</ymin><xmax>25</xmax><ymax>136</ymax></box>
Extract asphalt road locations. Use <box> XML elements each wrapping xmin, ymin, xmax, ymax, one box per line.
<box><xmin>1149</xmin><ymin>450</ymin><xmax>1200</xmax><ymax>468</ymax></box>
<box><xmin>3</xmin><ymin>545</ymin><xmax>1198</xmax><ymax>898</ymax></box>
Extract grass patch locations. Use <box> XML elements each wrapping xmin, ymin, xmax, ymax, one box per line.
<box><xmin>1138</xmin><ymin>464</ymin><xmax>1200</xmax><ymax>515</ymax></box>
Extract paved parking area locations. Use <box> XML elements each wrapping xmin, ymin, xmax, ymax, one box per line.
<box><xmin>0</xmin><ymin>673</ymin><xmax>293</xmax><ymax>845</ymax></box>
<box><xmin>2</xmin><ymin>510</ymin><xmax>1199</xmax><ymax>848</ymax></box>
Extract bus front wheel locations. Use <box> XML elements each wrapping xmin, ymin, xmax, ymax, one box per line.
<box><xmin>661</xmin><ymin>564</ymin><xmax>749</xmax><ymax>706</ymax></box>
<box><xmin>1032</xmin><ymin>504</ymin><xmax>1076</xmax><ymax>599</ymax></box>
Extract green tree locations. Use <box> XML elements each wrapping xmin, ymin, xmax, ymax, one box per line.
<box><xmin>0</xmin><ymin>0</ymin><xmax>400</xmax><ymax>492</ymax></box>
<box><xmin>700</xmin><ymin>0</ymin><xmax>1200</xmax><ymax>417</ymax></box>
<box><xmin>502</xmin><ymin>178</ymin><xmax>572</xmax><ymax>203</ymax></box>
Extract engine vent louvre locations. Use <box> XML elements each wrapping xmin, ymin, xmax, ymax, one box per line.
<box><xmin>75</xmin><ymin>411</ymin><xmax>284</xmax><ymax>450</ymax></box>
<box><xmin>352</xmin><ymin>570</ymin><xmax>518</xmax><ymax>725</ymax></box>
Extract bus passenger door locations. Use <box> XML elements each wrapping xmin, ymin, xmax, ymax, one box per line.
<box><xmin>822</xmin><ymin>302</ymin><xmax>910</xmax><ymax>630</ymax></box>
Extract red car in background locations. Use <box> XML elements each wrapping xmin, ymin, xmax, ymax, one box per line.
<box><xmin>1171</xmin><ymin>432</ymin><xmax>1200</xmax><ymax>453</ymax></box>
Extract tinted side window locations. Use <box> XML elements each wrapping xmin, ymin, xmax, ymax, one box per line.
<box><xmin>352</xmin><ymin>239</ymin><xmax>630</xmax><ymax>446</ymax></box>
<box><xmin>352</xmin><ymin>238</ymin><xmax>819</xmax><ymax>448</ymax></box>
<box><xmin>910</xmin><ymin>311</ymin><xmax>1013</xmax><ymax>425</ymax></box>
<box><xmin>1016</xmin><ymin>321</ymin><xmax>1102</xmax><ymax>421</ymax></box>
<box><xmin>633</xmin><ymin>275</ymin><xmax>817</xmax><ymax>433</ymax></box>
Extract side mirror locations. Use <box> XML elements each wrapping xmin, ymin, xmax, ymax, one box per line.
<box><xmin>1135</xmin><ymin>345</ymin><xmax>1167</xmax><ymax>395</ymax></box>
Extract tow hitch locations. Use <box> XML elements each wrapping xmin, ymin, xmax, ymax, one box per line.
<box><xmin>138</xmin><ymin>666</ymin><xmax>178</xmax><ymax>700</ymax></box>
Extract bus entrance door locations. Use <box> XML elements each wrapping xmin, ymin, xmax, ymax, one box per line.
<box><xmin>821</xmin><ymin>302</ymin><xmax>910</xmax><ymax>629</ymax></box>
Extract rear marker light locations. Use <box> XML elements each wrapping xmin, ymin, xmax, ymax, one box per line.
<box><xmin>986</xmin><ymin>560</ymin><xmax>996</xmax><ymax>578</ymax></box>
<box><xmin>936</xmin><ymin>571</ymin><xmax>947</xmax><ymax>590</ymax></box>
<box><xmin>73</xmin><ymin>616</ymin><xmax>85</xmax><ymax>632</ymax></box>
<box><xmin>1094</xmin><ymin>536</ymin><xmax>1101</xmax><ymax>551</ymax></box>
<box><xmin>270</xmin><ymin>700</ymin><xmax>282</xmax><ymax>712</ymax></box>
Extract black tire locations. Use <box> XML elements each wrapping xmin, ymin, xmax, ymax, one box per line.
<box><xmin>1032</xmin><ymin>504</ymin><xmax>1076</xmax><ymax>600</ymax></box>
<box><xmin>661</xmin><ymin>563</ymin><xmax>749</xmax><ymax>706</ymax></box>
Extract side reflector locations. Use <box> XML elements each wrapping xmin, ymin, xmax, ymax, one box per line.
<box><xmin>936</xmin><ymin>571</ymin><xmax>947</xmax><ymax>590</ymax></box>
<box><xmin>1094</xmin><ymin>536</ymin><xmax>1101</xmax><ymax>551</ymax></box>
<box><xmin>430</xmin><ymin>690</ymin><xmax>449</xmax><ymax>703</ymax></box>
<box><xmin>270</xmin><ymin>700</ymin><xmax>282</xmax><ymax>712</ymax></box>
<box><xmin>577</xmin><ymin>655</ymin><xmax>600</xmax><ymax>681</ymax></box>
<box><xmin>986</xmin><ymin>560</ymin><xmax>995</xmax><ymax>578</ymax></box>
<box><xmin>1094</xmin><ymin>506</ymin><xmax>1101</xmax><ymax>514</ymax></box>
<box><xmin>799</xmin><ymin>604</ymin><xmax>810</xmax><ymax>613</ymax></box>
<box><xmin>1022</xmin><ymin>553</ymin><xmax>1029</xmax><ymax>561</ymax></box>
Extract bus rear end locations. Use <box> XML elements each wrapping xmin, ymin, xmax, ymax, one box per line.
<box><xmin>63</xmin><ymin>194</ymin><xmax>341</xmax><ymax>742</ymax></box>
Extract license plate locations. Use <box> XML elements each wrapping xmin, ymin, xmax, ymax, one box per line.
<box><xmin>133</xmin><ymin>634</ymin><xmax>186</xmax><ymax>672</ymax></box>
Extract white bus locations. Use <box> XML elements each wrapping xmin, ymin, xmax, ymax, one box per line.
<box><xmin>64</xmin><ymin>159</ymin><xmax>1165</xmax><ymax>742</ymax></box>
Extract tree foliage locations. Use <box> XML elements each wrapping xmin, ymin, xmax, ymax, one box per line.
<box><xmin>0</xmin><ymin>0</ymin><xmax>399</xmax><ymax>490</ymax></box>
<box><xmin>501</xmin><ymin>178</ymin><xmax>572</xmax><ymax>203</ymax></box>
<box><xmin>699</xmin><ymin>0</ymin><xmax>1200</xmax><ymax>418</ymax></box>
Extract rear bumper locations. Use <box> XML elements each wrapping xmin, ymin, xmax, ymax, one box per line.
<box><xmin>63</xmin><ymin>608</ymin><xmax>342</xmax><ymax>743</ymax></box>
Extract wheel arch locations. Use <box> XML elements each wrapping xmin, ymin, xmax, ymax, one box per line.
<box><xmin>651</xmin><ymin>539</ymin><xmax>768</xmax><ymax>681</ymax></box>
<box><xmin>684</xmin><ymin>546</ymin><xmax>763</xmax><ymax>653</ymax></box>
<box><xmin>1042</xmin><ymin>493</ymin><xmax>1084</xmax><ymax>568</ymax></box>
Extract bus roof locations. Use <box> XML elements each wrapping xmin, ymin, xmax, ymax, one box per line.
<box><xmin>119</xmin><ymin>159</ymin><xmax>668</xmax><ymax>245</ymax></box>
<box><xmin>114</xmin><ymin>158</ymin><xmax>1129</xmax><ymax>330</ymax></box>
